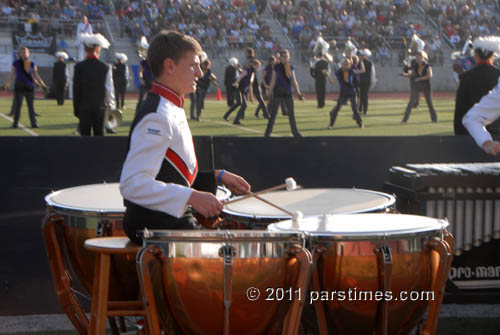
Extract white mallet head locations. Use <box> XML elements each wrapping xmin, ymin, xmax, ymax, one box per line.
<box><xmin>285</xmin><ymin>177</ymin><xmax>298</xmax><ymax>191</ymax></box>
<box><xmin>292</xmin><ymin>210</ymin><xmax>303</xmax><ymax>228</ymax></box>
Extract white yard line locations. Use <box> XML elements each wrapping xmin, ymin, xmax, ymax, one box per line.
<box><xmin>0</xmin><ymin>113</ymin><xmax>39</xmax><ymax>136</ymax></box>
<box><xmin>201</xmin><ymin>118</ymin><xmax>281</xmax><ymax>136</ymax></box>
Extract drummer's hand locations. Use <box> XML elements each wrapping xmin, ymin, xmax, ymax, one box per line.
<box><xmin>482</xmin><ymin>140</ymin><xmax>500</xmax><ymax>156</ymax></box>
<box><xmin>187</xmin><ymin>190</ymin><xmax>223</xmax><ymax>218</ymax></box>
<box><xmin>219</xmin><ymin>170</ymin><xmax>251</xmax><ymax>195</ymax></box>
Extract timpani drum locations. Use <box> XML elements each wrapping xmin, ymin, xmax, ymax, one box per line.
<box><xmin>221</xmin><ymin>188</ymin><xmax>396</xmax><ymax>229</ymax></box>
<box><xmin>44</xmin><ymin>183</ymin><xmax>137</xmax><ymax>301</ymax></box>
<box><xmin>44</xmin><ymin>183</ymin><xmax>232</xmax><ymax>301</ymax></box>
<box><xmin>269</xmin><ymin>214</ymin><xmax>454</xmax><ymax>335</ymax></box>
<box><xmin>137</xmin><ymin>230</ymin><xmax>311</xmax><ymax>335</ymax></box>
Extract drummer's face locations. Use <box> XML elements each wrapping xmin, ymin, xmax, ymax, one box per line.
<box><xmin>167</xmin><ymin>50</ymin><xmax>203</xmax><ymax>96</ymax></box>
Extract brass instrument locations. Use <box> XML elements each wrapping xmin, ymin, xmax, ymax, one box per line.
<box><xmin>104</xmin><ymin>108</ymin><xmax>123</xmax><ymax>129</ymax></box>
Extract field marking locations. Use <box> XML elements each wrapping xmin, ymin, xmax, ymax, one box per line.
<box><xmin>366</xmin><ymin>115</ymin><xmax>453</xmax><ymax>130</ymax></box>
<box><xmin>201</xmin><ymin>118</ymin><xmax>281</xmax><ymax>136</ymax></box>
<box><xmin>0</xmin><ymin>113</ymin><xmax>39</xmax><ymax>136</ymax></box>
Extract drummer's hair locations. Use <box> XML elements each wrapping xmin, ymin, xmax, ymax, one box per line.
<box><xmin>147</xmin><ymin>30</ymin><xmax>202</xmax><ymax>78</ymax></box>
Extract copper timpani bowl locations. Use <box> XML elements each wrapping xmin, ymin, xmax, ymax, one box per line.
<box><xmin>269</xmin><ymin>213</ymin><xmax>451</xmax><ymax>335</ymax></box>
<box><xmin>139</xmin><ymin>229</ymin><xmax>309</xmax><ymax>335</ymax></box>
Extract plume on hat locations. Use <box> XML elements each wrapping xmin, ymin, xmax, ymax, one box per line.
<box><xmin>472</xmin><ymin>36</ymin><xmax>500</xmax><ymax>54</ymax></box>
<box><xmin>228</xmin><ymin>57</ymin><xmax>238</xmax><ymax>66</ymax></box>
<box><xmin>115</xmin><ymin>52</ymin><xmax>128</xmax><ymax>62</ymax></box>
<box><xmin>55</xmin><ymin>51</ymin><xmax>68</xmax><ymax>59</ymax></box>
<box><xmin>360</xmin><ymin>48</ymin><xmax>372</xmax><ymax>57</ymax></box>
<box><xmin>139</xmin><ymin>36</ymin><xmax>149</xmax><ymax>50</ymax></box>
<box><xmin>80</xmin><ymin>33</ymin><xmax>110</xmax><ymax>49</ymax></box>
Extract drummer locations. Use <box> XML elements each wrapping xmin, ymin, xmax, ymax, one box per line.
<box><xmin>120</xmin><ymin>30</ymin><xmax>250</xmax><ymax>244</ymax></box>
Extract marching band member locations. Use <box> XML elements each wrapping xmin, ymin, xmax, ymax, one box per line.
<box><xmin>2</xmin><ymin>46</ymin><xmax>48</xmax><ymax>128</ymax></box>
<box><xmin>72</xmin><ymin>33</ymin><xmax>115</xmax><ymax>136</ymax></box>
<box><xmin>120</xmin><ymin>31</ymin><xmax>250</xmax><ymax>244</ymax></box>
<box><xmin>358</xmin><ymin>49</ymin><xmax>376</xmax><ymax>115</ymax></box>
<box><xmin>265</xmin><ymin>49</ymin><xmax>304</xmax><ymax>138</ymax></box>
<box><xmin>327</xmin><ymin>56</ymin><xmax>364</xmax><ymax>130</ymax></box>
<box><xmin>223</xmin><ymin>56</ymin><xmax>254</xmax><ymax>125</ymax></box>
<box><xmin>136</xmin><ymin>36</ymin><xmax>153</xmax><ymax>116</ymax></box>
<box><xmin>52</xmin><ymin>51</ymin><xmax>69</xmax><ymax>106</ymax></box>
<box><xmin>310</xmin><ymin>36</ymin><xmax>331</xmax><ymax>109</ymax></box>
<box><xmin>455</xmin><ymin>36</ymin><xmax>500</xmax><ymax>135</ymax></box>
<box><xmin>224</xmin><ymin>57</ymin><xmax>239</xmax><ymax>107</ymax></box>
<box><xmin>195</xmin><ymin>57</ymin><xmax>218</xmax><ymax>121</ymax></box>
<box><xmin>463</xmin><ymin>77</ymin><xmax>500</xmax><ymax>155</ymax></box>
<box><xmin>401</xmin><ymin>51</ymin><xmax>437</xmax><ymax>123</ymax></box>
<box><xmin>113</xmin><ymin>53</ymin><xmax>130</xmax><ymax>110</ymax></box>
<box><xmin>75</xmin><ymin>16</ymin><xmax>93</xmax><ymax>61</ymax></box>
<box><xmin>252</xmin><ymin>59</ymin><xmax>270</xmax><ymax>119</ymax></box>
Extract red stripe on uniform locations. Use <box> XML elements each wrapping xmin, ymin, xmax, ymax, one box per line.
<box><xmin>151</xmin><ymin>81</ymin><xmax>185</xmax><ymax>108</ymax></box>
<box><xmin>165</xmin><ymin>148</ymin><xmax>198</xmax><ymax>186</ymax></box>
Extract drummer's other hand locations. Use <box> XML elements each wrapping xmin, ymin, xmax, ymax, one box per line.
<box><xmin>483</xmin><ymin>140</ymin><xmax>500</xmax><ymax>156</ymax></box>
<box><xmin>188</xmin><ymin>190</ymin><xmax>223</xmax><ymax>218</ymax></box>
<box><xmin>221</xmin><ymin>171</ymin><xmax>251</xmax><ymax>195</ymax></box>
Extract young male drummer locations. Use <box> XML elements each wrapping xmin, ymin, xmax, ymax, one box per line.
<box><xmin>120</xmin><ymin>30</ymin><xmax>250</xmax><ymax>244</ymax></box>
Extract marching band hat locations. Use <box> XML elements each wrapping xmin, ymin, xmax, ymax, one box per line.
<box><xmin>80</xmin><ymin>33</ymin><xmax>110</xmax><ymax>49</ymax></box>
<box><xmin>55</xmin><ymin>51</ymin><xmax>68</xmax><ymax>59</ymax></box>
<box><xmin>115</xmin><ymin>53</ymin><xmax>128</xmax><ymax>62</ymax></box>
<box><xmin>228</xmin><ymin>57</ymin><xmax>238</xmax><ymax>66</ymax></box>
<box><xmin>200</xmin><ymin>51</ymin><xmax>208</xmax><ymax>63</ymax></box>
<box><xmin>139</xmin><ymin>36</ymin><xmax>149</xmax><ymax>50</ymax></box>
<box><xmin>472</xmin><ymin>36</ymin><xmax>500</xmax><ymax>55</ymax></box>
<box><xmin>360</xmin><ymin>49</ymin><xmax>372</xmax><ymax>57</ymax></box>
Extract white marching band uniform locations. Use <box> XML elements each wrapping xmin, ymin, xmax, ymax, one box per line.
<box><xmin>76</xmin><ymin>21</ymin><xmax>93</xmax><ymax>61</ymax></box>
<box><xmin>463</xmin><ymin>77</ymin><xmax>500</xmax><ymax>148</ymax></box>
<box><xmin>462</xmin><ymin>35</ymin><xmax>500</xmax><ymax>150</ymax></box>
<box><xmin>120</xmin><ymin>82</ymin><xmax>198</xmax><ymax>218</ymax></box>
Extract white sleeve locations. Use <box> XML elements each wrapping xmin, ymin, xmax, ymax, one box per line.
<box><xmin>120</xmin><ymin>113</ymin><xmax>193</xmax><ymax>218</ymax></box>
<box><xmin>463</xmin><ymin>80</ymin><xmax>500</xmax><ymax>148</ymax></box>
<box><xmin>105</xmin><ymin>65</ymin><xmax>116</xmax><ymax>109</ymax></box>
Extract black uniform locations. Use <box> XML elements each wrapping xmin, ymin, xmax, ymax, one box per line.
<box><xmin>195</xmin><ymin>69</ymin><xmax>213</xmax><ymax>120</ymax></box>
<box><xmin>135</xmin><ymin>58</ymin><xmax>153</xmax><ymax>116</ymax></box>
<box><xmin>310</xmin><ymin>58</ymin><xmax>329</xmax><ymax>108</ymax></box>
<box><xmin>402</xmin><ymin>61</ymin><xmax>437</xmax><ymax>123</ymax></box>
<box><xmin>52</xmin><ymin>60</ymin><xmax>68</xmax><ymax>105</ymax></box>
<box><xmin>224</xmin><ymin>64</ymin><xmax>238</xmax><ymax>107</ymax></box>
<box><xmin>359</xmin><ymin>58</ymin><xmax>373</xmax><ymax>115</ymax></box>
<box><xmin>73</xmin><ymin>58</ymin><xmax>112</xmax><ymax>136</ymax></box>
<box><xmin>403</xmin><ymin>58</ymin><xmax>419</xmax><ymax>108</ymax></box>
<box><xmin>253</xmin><ymin>72</ymin><xmax>270</xmax><ymax>118</ymax></box>
<box><xmin>454</xmin><ymin>63</ymin><xmax>500</xmax><ymax>135</ymax></box>
<box><xmin>113</xmin><ymin>61</ymin><xmax>129</xmax><ymax>109</ymax></box>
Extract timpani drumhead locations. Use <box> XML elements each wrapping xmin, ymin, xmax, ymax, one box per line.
<box><xmin>223</xmin><ymin>188</ymin><xmax>395</xmax><ymax>220</ymax></box>
<box><xmin>45</xmin><ymin>183</ymin><xmax>231</xmax><ymax>218</ymax></box>
<box><xmin>45</xmin><ymin>183</ymin><xmax>124</xmax><ymax>218</ymax></box>
<box><xmin>268</xmin><ymin>213</ymin><xmax>448</xmax><ymax>240</ymax></box>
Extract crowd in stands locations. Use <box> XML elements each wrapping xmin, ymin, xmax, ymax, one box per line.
<box><xmin>114</xmin><ymin>0</ymin><xmax>277</xmax><ymax>58</ymax></box>
<box><xmin>272</xmin><ymin>0</ymin><xmax>417</xmax><ymax>65</ymax></box>
<box><xmin>0</xmin><ymin>0</ymin><xmax>110</xmax><ymax>37</ymax></box>
<box><xmin>425</xmin><ymin>0</ymin><xmax>500</xmax><ymax>50</ymax></box>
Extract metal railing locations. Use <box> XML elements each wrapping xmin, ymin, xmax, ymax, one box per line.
<box><xmin>266</xmin><ymin>3</ymin><xmax>294</xmax><ymax>52</ymax></box>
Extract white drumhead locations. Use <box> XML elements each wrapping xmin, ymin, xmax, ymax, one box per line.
<box><xmin>223</xmin><ymin>188</ymin><xmax>394</xmax><ymax>218</ymax></box>
<box><xmin>216</xmin><ymin>186</ymin><xmax>231</xmax><ymax>201</ymax></box>
<box><xmin>45</xmin><ymin>183</ymin><xmax>125</xmax><ymax>212</ymax></box>
<box><xmin>268</xmin><ymin>213</ymin><xmax>448</xmax><ymax>238</ymax></box>
<box><xmin>46</xmin><ymin>184</ymin><xmax>231</xmax><ymax>214</ymax></box>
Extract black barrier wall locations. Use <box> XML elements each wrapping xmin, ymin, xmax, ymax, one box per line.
<box><xmin>0</xmin><ymin>135</ymin><xmax>498</xmax><ymax>315</ymax></box>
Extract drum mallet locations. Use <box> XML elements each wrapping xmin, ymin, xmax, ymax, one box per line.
<box><xmin>225</xmin><ymin>177</ymin><xmax>300</xmax><ymax>205</ymax></box>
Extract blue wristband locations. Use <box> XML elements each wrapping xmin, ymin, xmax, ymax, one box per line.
<box><xmin>217</xmin><ymin>169</ymin><xmax>226</xmax><ymax>185</ymax></box>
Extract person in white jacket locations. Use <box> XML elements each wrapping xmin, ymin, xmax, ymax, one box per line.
<box><xmin>463</xmin><ymin>77</ymin><xmax>500</xmax><ymax>155</ymax></box>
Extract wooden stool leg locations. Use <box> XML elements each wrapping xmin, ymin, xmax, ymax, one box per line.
<box><xmin>90</xmin><ymin>253</ymin><xmax>111</xmax><ymax>335</ymax></box>
<box><xmin>42</xmin><ymin>215</ymin><xmax>89</xmax><ymax>334</ymax></box>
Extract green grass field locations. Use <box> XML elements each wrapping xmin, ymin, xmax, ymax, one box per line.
<box><xmin>0</xmin><ymin>95</ymin><xmax>456</xmax><ymax>137</ymax></box>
